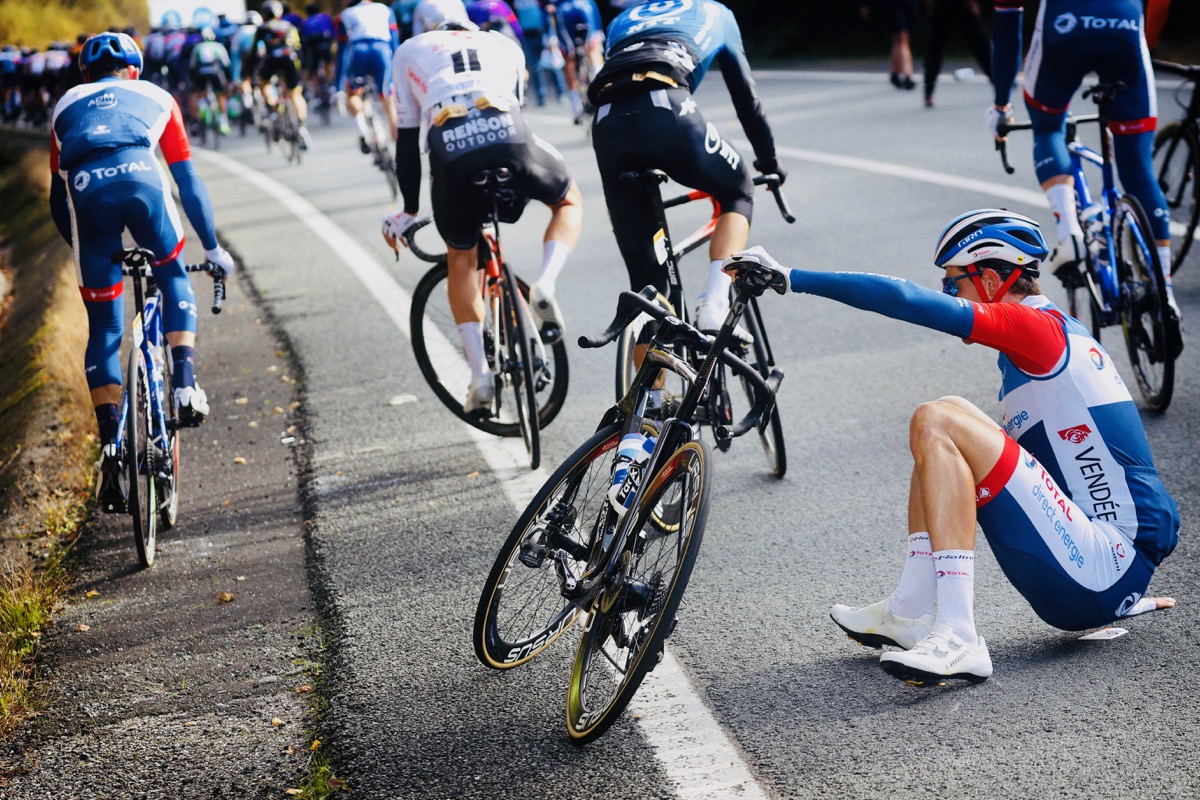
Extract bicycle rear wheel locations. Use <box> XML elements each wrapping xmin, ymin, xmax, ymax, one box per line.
<box><xmin>126</xmin><ymin>348</ymin><xmax>158</xmax><ymax>568</ymax></box>
<box><xmin>1113</xmin><ymin>195</ymin><xmax>1175</xmax><ymax>411</ymax></box>
<box><xmin>500</xmin><ymin>266</ymin><xmax>541</xmax><ymax>469</ymax></box>
<box><xmin>566</xmin><ymin>439</ymin><xmax>711</xmax><ymax>745</ymax></box>
<box><xmin>282</xmin><ymin>103</ymin><xmax>301</xmax><ymax>164</ymax></box>
<box><xmin>737</xmin><ymin>299</ymin><xmax>786</xmax><ymax>478</ymax></box>
<box><xmin>410</xmin><ymin>262</ymin><xmax>568</xmax><ymax>437</ymax></box>
<box><xmin>474</xmin><ymin>422</ymin><xmax>626</xmax><ymax>670</ymax></box>
<box><xmin>1153</xmin><ymin>120</ymin><xmax>1199</xmax><ymax>274</ymax></box>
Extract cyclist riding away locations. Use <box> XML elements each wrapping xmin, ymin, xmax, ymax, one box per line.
<box><xmin>337</xmin><ymin>0</ymin><xmax>400</xmax><ymax>154</ymax></box>
<box><xmin>49</xmin><ymin>32</ymin><xmax>236</xmax><ymax>512</ymax></box>
<box><xmin>412</xmin><ymin>0</ymin><xmax>469</xmax><ymax>36</ymax></box>
<box><xmin>988</xmin><ymin>0</ymin><xmax>1181</xmax><ymax>349</ymax></box>
<box><xmin>590</xmin><ymin>0</ymin><xmax>786</xmax><ymax>334</ymax></box>
<box><xmin>248</xmin><ymin>0</ymin><xmax>312</xmax><ymax>148</ymax></box>
<box><xmin>551</xmin><ymin>0</ymin><xmax>604</xmax><ymax>124</ymax></box>
<box><xmin>381</xmin><ymin>14</ymin><xmax>583</xmax><ymax>415</ymax></box>
<box><xmin>724</xmin><ymin>210</ymin><xmax>1180</xmax><ymax>684</ymax></box>
<box><xmin>188</xmin><ymin>27</ymin><xmax>233</xmax><ymax>135</ymax></box>
<box><xmin>301</xmin><ymin>1</ymin><xmax>338</xmax><ymax>98</ymax></box>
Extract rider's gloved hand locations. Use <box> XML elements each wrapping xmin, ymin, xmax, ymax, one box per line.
<box><xmin>205</xmin><ymin>245</ymin><xmax>235</xmax><ymax>273</ymax></box>
<box><xmin>986</xmin><ymin>103</ymin><xmax>1013</xmax><ymax>139</ymax></box>
<box><xmin>382</xmin><ymin>211</ymin><xmax>420</xmax><ymax>254</ymax></box>
<box><xmin>754</xmin><ymin>157</ymin><xmax>787</xmax><ymax>186</ymax></box>
<box><xmin>722</xmin><ymin>246</ymin><xmax>791</xmax><ymax>295</ymax></box>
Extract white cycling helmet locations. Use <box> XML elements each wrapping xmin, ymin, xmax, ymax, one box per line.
<box><xmin>933</xmin><ymin>208</ymin><xmax>1048</xmax><ymax>276</ymax></box>
<box><xmin>245</xmin><ymin>10</ymin><xmax>263</xmax><ymax>26</ymax></box>
<box><xmin>414</xmin><ymin>0</ymin><xmax>470</xmax><ymax>33</ymax></box>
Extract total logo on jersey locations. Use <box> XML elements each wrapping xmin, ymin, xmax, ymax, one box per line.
<box><xmin>72</xmin><ymin>159</ymin><xmax>156</xmax><ymax>192</ymax></box>
<box><xmin>1054</xmin><ymin>12</ymin><xmax>1138</xmax><ymax>35</ymax></box>
<box><xmin>1088</xmin><ymin>347</ymin><xmax>1105</xmax><ymax>370</ymax></box>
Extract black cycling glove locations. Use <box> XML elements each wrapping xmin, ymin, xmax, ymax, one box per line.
<box><xmin>753</xmin><ymin>157</ymin><xmax>787</xmax><ymax>186</ymax></box>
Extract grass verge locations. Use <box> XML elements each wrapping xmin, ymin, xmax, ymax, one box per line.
<box><xmin>0</xmin><ymin>142</ymin><xmax>94</xmax><ymax>745</ymax></box>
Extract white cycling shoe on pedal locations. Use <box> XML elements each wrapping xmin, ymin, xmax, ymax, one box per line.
<box><xmin>694</xmin><ymin>297</ymin><xmax>753</xmax><ymax>344</ymax></box>
<box><xmin>878</xmin><ymin>623</ymin><xmax>992</xmax><ymax>684</ymax></box>
<box><xmin>175</xmin><ymin>383</ymin><xmax>210</xmax><ymax>427</ymax></box>
<box><xmin>529</xmin><ymin>283</ymin><xmax>564</xmax><ymax>345</ymax></box>
<box><xmin>464</xmin><ymin>374</ymin><xmax>495</xmax><ymax>417</ymax></box>
<box><xmin>1050</xmin><ymin>232</ymin><xmax>1086</xmax><ymax>288</ymax></box>
<box><xmin>830</xmin><ymin>598</ymin><xmax>935</xmax><ymax>650</ymax></box>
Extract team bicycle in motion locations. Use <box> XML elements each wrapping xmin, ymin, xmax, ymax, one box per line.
<box><xmin>34</xmin><ymin>0</ymin><xmax>1189</xmax><ymax>744</ymax></box>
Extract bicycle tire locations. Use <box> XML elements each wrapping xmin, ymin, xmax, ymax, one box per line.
<box><xmin>501</xmin><ymin>265</ymin><xmax>541</xmax><ymax>469</ymax></box>
<box><xmin>282</xmin><ymin>104</ymin><xmax>301</xmax><ymax>165</ymax></box>
<box><xmin>410</xmin><ymin>262</ymin><xmax>568</xmax><ymax>437</ymax></box>
<box><xmin>1113</xmin><ymin>194</ymin><xmax>1175</xmax><ymax>411</ymax></box>
<box><xmin>474</xmin><ymin>422</ymin><xmax>626</xmax><ymax>670</ymax></box>
<box><xmin>738</xmin><ymin>299</ymin><xmax>787</xmax><ymax>478</ymax></box>
<box><xmin>1153</xmin><ymin>120</ymin><xmax>1199</xmax><ymax>274</ymax></box>
<box><xmin>565</xmin><ymin>439</ymin><xmax>711</xmax><ymax>744</ymax></box>
<box><xmin>126</xmin><ymin>348</ymin><xmax>157</xmax><ymax>568</ymax></box>
<box><xmin>158</xmin><ymin>345</ymin><xmax>180</xmax><ymax>529</ymax></box>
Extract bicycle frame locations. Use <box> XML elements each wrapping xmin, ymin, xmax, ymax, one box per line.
<box><xmin>117</xmin><ymin>277</ymin><xmax>173</xmax><ymax>474</ymax></box>
<box><xmin>1066</xmin><ymin>124</ymin><xmax>1122</xmax><ymax>316</ymax></box>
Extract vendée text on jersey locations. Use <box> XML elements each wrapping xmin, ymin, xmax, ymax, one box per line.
<box><xmin>1073</xmin><ymin>446</ymin><xmax>1121</xmax><ymax>522</ymax></box>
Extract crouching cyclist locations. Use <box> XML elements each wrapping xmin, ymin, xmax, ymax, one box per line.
<box><xmin>724</xmin><ymin>210</ymin><xmax>1180</xmax><ymax>685</ymax></box>
<box><xmin>380</xmin><ymin>13</ymin><xmax>582</xmax><ymax>416</ymax></box>
<box><xmin>49</xmin><ymin>32</ymin><xmax>235</xmax><ymax>512</ymax></box>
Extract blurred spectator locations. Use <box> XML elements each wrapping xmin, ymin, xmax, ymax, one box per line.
<box><xmin>859</xmin><ymin>0</ymin><xmax>918</xmax><ymax>90</ymax></box>
<box><xmin>922</xmin><ymin>0</ymin><xmax>991</xmax><ymax>107</ymax></box>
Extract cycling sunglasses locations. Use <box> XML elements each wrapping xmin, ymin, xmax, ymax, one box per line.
<box><xmin>941</xmin><ymin>270</ymin><xmax>983</xmax><ymax>297</ymax></box>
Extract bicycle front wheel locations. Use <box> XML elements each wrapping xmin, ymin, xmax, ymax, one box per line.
<box><xmin>411</xmin><ymin>262</ymin><xmax>568</xmax><ymax>437</ymax></box>
<box><xmin>1113</xmin><ymin>195</ymin><xmax>1175</xmax><ymax>411</ymax></box>
<box><xmin>566</xmin><ymin>439</ymin><xmax>712</xmax><ymax>745</ymax></box>
<box><xmin>158</xmin><ymin>346</ymin><xmax>180</xmax><ymax>529</ymax></box>
<box><xmin>1153</xmin><ymin>120</ymin><xmax>1199</xmax><ymax>274</ymax></box>
<box><xmin>126</xmin><ymin>348</ymin><xmax>157</xmax><ymax>568</ymax></box>
<box><xmin>474</xmin><ymin>422</ymin><xmax>627</xmax><ymax>670</ymax></box>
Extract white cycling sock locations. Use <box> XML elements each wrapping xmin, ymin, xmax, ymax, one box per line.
<box><xmin>458</xmin><ymin>322</ymin><xmax>489</xmax><ymax>380</ymax></box>
<box><xmin>354</xmin><ymin>111</ymin><xmax>370</xmax><ymax>139</ymax></box>
<box><xmin>932</xmin><ymin>550</ymin><xmax>978</xmax><ymax>645</ymax></box>
<box><xmin>889</xmin><ymin>532</ymin><xmax>936</xmax><ymax>618</ymax></box>
<box><xmin>701</xmin><ymin>260</ymin><xmax>732</xmax><ymax>305</ymax></box>
<box><xmin>568</xmin><ymin>91</ymin><xmax>583</xmax><ymax>117</ymax></box>
<box><xmin>538</xmin><ymin>240</ymin><xmax>570</xmax><ymax>292</ymax></box>
<box><xmin>1046</xmin><ymin>183</ymin><xmax>1082</xmax><ymax>241</ymax></box>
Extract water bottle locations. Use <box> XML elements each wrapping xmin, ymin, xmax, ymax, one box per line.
<box><xmin>608</xmin><ymin>432</ymin><xmax>656</xmax><ymax>516</ymax></box>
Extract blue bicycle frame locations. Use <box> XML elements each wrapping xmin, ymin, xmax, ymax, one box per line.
<box><xmin>117</xmin><ymin>287</ymin><xmax>173</xmax><ymax>471</ymax></box>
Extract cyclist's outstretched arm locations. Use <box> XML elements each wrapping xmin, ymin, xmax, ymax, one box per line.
<box><xmin>990</xmin><ymin>1</ymin><xmax>1023</xmax><ymax>109</ymax></box>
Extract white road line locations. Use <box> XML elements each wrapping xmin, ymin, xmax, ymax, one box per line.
<box><xmin>193</xmin><ymin>148</ymin><xmax>765</xmax><ymax>800</ymax></box>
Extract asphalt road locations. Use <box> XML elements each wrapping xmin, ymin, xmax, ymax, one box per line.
<box><xmin>189</xmin><ymin>67</ymin><xmax>1199</xmax><ymax>799</ymax></box>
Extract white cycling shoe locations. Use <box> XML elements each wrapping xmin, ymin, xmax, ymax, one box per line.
<box><xmin>830</xmin><ymin>598</ymin><xmax>935</xmax><ymax>650</ymax></box>
<box><xmin>694</xmin><ymin>299</ymin><xmax>752</xmax><ymax>343</ymax></box>
<box><xmin>175</xmin><ymin>383</ymin><xmax>210</xmax><ymax>427</ymax></box>
<box><xmin>528</xmin><ymin>283</ymin><xmax>564</xmax><ymax>344</ymax></box>
<box><xmin>464</xmin><ymin>374</ymin><xmax>495</xmax><ymax>417</ymax></box>
<box><xmin>878</xmin><ymin>623</ymin><xmax>993</xmax><ymax>685</ymax></box>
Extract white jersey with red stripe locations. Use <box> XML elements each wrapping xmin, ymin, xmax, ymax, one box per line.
<box><xmin>50</xmin><ymin>77</ymin><xmax>191</xmax><ymax>176</ymax></box>
<box><xmin>391</xmin><ymin>28</ymin><xmax>524</xmax><ymax>146</ymax></box>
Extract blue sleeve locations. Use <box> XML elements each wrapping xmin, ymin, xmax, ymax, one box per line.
<box><xmin>168</xmin><ymin>159</ymin><xmax>219</xmax><ymax>251</ymax></box>
<box><xmin>788</xmin><ymin>269</ymin><xmax>976</xmax><ymax>338</ymax></box>
<box><xmin>49</xmin><ymin>174</ymin><xmax>72</xmax><ymax>244</ymax></box>
<box><xmin>388</xmin><ymin>5</ymin><xmax>400</xmax><ymax>49</ymax></box>
<box><xmin>991</xmin><ymin>2</ymin><xmax>1023</xmax><ymax>106</ymax></box>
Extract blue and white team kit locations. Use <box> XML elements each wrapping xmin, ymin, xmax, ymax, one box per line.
<box><xmin>339</xmin><ymin>0</ymin><xmax>399</xmax><ymax>92</ymax></box>
<box><xmin>781</xmin><ymin>268</ymin><xmax>1180</xmax><ymax>630</ymax></box>
<box><xmin>50</xmin><ymin>76</ymin><xmax>217</xmax><ymax>388</ymax></box>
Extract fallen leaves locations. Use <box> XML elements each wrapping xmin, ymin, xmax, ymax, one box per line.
<box><xmin>284</xmin><ymin>789</ymin><xmax>302</xmax><ymax>796</ymax></box>
<box><xmin>85</xmin><ymin>589</ymin><xmax>100</xmax><ymax>598</ymax></box>
<box><xmin>271</xmin><ymin>717</ymin><xmax>284</xmax><ymax>727</ymax></box>
<box><xmin>310</xmin><ymin>739</ymin><xmax>321</xmax><ymax>751</ymax></box>
<box><xmin>294</xmin><ymin>684</ymin><xmax>314</xmax><ymax>694</ymax></box>
<box><xmin>234</xmin><ymin>397</ymin><xmax>250</xmax><ymax>405</ymax></box>
<box><xmin>217</xmin><ymin>592</ymin><xmax>237</xmax><ymax>604</ymax></box>
<box><xmin>233</xmin><ymin>457</ymin><xmax>247</xmax><ymax>465</ymax></box>
<box><xmin>75</xmin><ymin>623</ymin><xmax>91</xmax><ymax>632</ymax></box>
